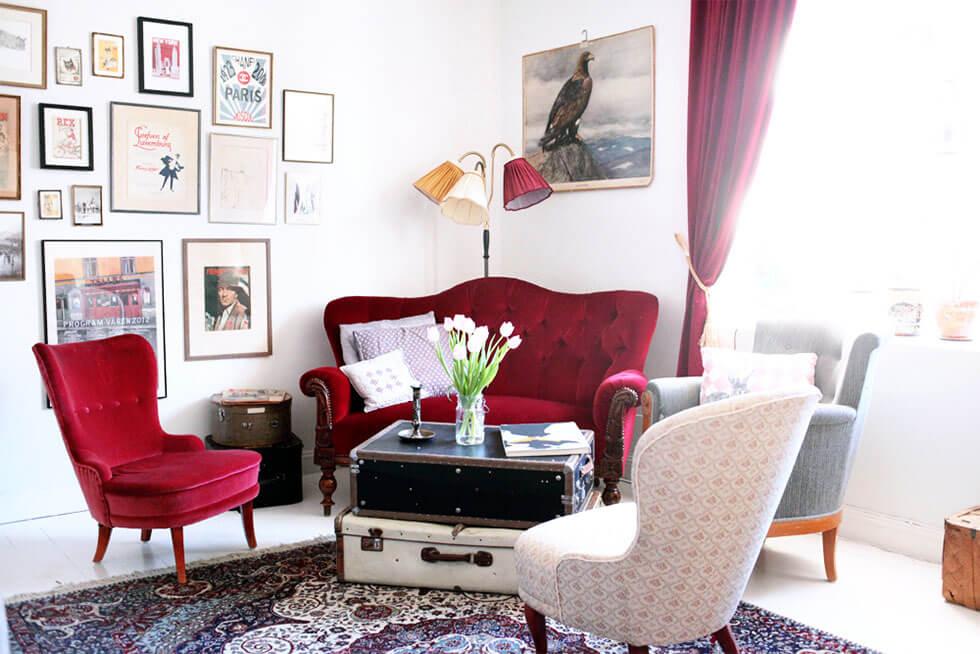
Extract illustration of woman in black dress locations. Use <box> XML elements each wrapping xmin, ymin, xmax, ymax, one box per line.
<box><xmin>159</xmin><ymin>153</ymin><xmax>184</xmax><ymax>191</ymax></box>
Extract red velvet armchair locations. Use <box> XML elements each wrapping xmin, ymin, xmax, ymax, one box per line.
<box><xmin>33</xmin><ymin>334</ymin><xmax>261</xmax><ymax>584</ymax></box>
<box><xmin>300</xmin><ymin>277</ymin><xmax>658</xmax><ymax>514</ymax></box>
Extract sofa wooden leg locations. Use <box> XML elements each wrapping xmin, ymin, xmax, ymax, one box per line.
<box><xmin>318</xmin><ymin>456</ymin><xmax>337</xmax><ymax>517</ymax></box>
<box><xmin>93</xmin><ymin>524</ymin><xmax>112</xmax><ymax>562</ymax></box>
<box><xmin>711</xmin><ymin>624</ymin><xmax>739</xmax><ymax>654</ymax></box>
<box><xmin>823</xmin><ymin>526</ymin><xmax>838</xmax><ymax>582</ymax></box>
<box><xmin>524</xmin><ymin>603</ymin><xmax>548</xmax><ymax>653</ymax></box>
<box><xmin>171</xmin><ymin>527</ymin><xmax>187</xmax><ymax>585</ymax></box>
<box><xmin>140</xmin><ymin>529</ymin><xmax>152</xmax><ymax>542</ymax></box>
<box><xmin>242</xmin><ymin>501</ymin><xmax>257</xmax><ymax>549</ymax></box>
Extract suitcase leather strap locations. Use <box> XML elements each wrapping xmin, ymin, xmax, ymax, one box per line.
<box><xmin>420</xmin><ymin>546</ymin><xmax>493</xmax><ymax>567</ymax></box>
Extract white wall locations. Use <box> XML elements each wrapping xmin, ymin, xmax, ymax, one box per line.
<box><xmin>0</xmin><ymin>0</ymin><xmax>502</xmax><ymax>524</ymax></box>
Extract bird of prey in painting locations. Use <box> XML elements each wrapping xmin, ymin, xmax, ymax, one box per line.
<box><xmin>539</xmin><ymin>50</ymin><xmax>595</xmax><ymax>151</ymax></box>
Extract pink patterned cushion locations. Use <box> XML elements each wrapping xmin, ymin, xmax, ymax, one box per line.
<box><xmin>353</xmin><ymin>325</ymin><xmax>452</xmax><ymax>397</ymax></box>
<box><xmin>700</xmin><ymin>347</ymin><xmax>817</xmax><ymax>404</ymax></box>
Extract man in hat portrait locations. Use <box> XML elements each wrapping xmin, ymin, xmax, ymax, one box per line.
<box><xmin>205</xmin><ymin>269</ymin><xmax>251</xmax><ymax>331</ymax></box>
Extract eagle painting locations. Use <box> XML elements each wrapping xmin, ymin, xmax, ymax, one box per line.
<box><xmin>538</xmin><ymin>51</ymin><xmax>595</xmax><ymax>151</ymax></box>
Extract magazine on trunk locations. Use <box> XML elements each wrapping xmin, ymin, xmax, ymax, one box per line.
<box><xmin>500</xmin><ymin>422</ymin><xmax>590</xmax><ymax>457</ymax></box>
<box><xmin>220</xmin><ymin>388</ymin><xmax>287</xmax><ymax>404</ymax></box>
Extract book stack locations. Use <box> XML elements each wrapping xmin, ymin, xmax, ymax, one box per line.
<box><xmin>220</xmin><ymin>388</ymin><xmax>287</xmax><ymax>404</ymax></box>
<box><xmin>500</xmin><ymin>422</ymin><xmax>591</xmax><ymax>457</ymax></box>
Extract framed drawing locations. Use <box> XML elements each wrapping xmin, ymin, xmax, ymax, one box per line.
<box><xmin>282</xmin><ymin>89</ymin><xmax>333</xmax><ymax>163</ymax></box>
<box><xmin>208</xmin><ymin>133</ymin><xmax>276</xmax><ymax>224</ymax></box>
<box><xmin>39</xmin><ymin>103</ymin><xmax>93</xmax><ymax>171</ymax></box>
<box><xmin>41</xmin><ymin>239</ymin><xmax>167</xmax><ymax>397</ymax></box>
<box><xmin>0</xmin><ymin>211</ymin><xmax>23</xmax><ymax>281</ymax></box>
<box><xmin>522</xmin><ymin>26</ymin><xmax>655</xmax><ymax>191</ymax></box>
<box><xmin>110</xmin><ymin>102</ymin><xmax>200</xmax><ymax>214</ymax></box>
<box><xmin>137</xmin><ymin>17</ymin><xmax>193</xmax><ymax>96</ymax></box>
<box><xmin>92</xmin><ymin>32</ymin><xmax>124</xmax><ymax>78</ymax></box>
<box><xmin>71</xmin><ymin>185</ymin><xmax>102</xmax><ymax>226</ymax></box>
<box><xmin>213</xmin><ymin>46</ymin><xmax>272</xmax><ymax>128</ymax></box>
<box><xmin>284</xmin><ymin>171</ymin><xmax>323</xmax><ymax>225</ymax></box>
<box><xmin>182</xmin><ymin>238</ymin><xmax>272</xmax><ymax>361</ymax></box>
<box><xmin>0</xmin><ymin>4</ymin><xmax>46</xmax><ymax>89</ymax></box>
<box><xmin>0</xmin><ymin>94</ymin><xmax>20</xmax><ymax>199</ymax></box>
<box><xmin>54</xmin><ymin>46</ymin><xmax>81</xmax><ymax>85</ymax></box>
<box><xmin>38</xmin><ymin>189</ymin><xmax>62</xmax><ymax>219</ymax></box>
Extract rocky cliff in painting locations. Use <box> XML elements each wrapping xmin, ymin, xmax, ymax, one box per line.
<box><xmin>527</xmin><ymin>141</ymin><xmax>605</xmax><ymax>184</ymax></box>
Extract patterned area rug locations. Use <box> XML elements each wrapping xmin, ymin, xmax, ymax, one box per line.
<box><xmin>6</xmin><ymin>540</ymin><xmax>879</xmax><ymax>653</ymax></box>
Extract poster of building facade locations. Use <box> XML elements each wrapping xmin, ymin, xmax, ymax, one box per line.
<box><xmin>137</xmin><ymin>17</ymin><xmax>192</xmax><ymax>96</ymax></box>
<box><xmin>0</xmin><ymin>211</ymin><xmax>24</xmax><ymax>281</ymax></box>
<box><xmin>213</xmin><ymin>46</ymin><xmax>272</xmax><ymax>128</ymax></box>
<box><xmin>0</xmin><ymin>94</ymin><xmax>20</xmax><ymax>199</ymax></box>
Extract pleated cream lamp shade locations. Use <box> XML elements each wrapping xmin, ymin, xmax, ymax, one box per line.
<box><xmin>440</xmin><ymin>171</ymin><xmax>489</xmax><ymax>226</ymax></box>
<box><xmin>413</xmin><ymin>161</ymin><xmax>464</xmax><ymax>204</ymax></box>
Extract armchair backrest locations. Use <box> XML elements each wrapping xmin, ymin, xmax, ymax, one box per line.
<box><xmin>753</xmin><ymin>321</ymin><xmax>842</xmax><ymax>402</ymax></box>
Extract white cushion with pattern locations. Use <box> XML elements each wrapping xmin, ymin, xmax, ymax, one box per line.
<box><xmin>339</xmin><ymin>349</ymin><xmax>418</xmax><ymax>412</ymax></box>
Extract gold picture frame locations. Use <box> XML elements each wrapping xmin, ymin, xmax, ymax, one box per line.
<box><xmin>92</xmin><ymin>32</ymin><xmax>124</xmax><ymax>79</ymax></box>
<box><xmin>0</xmin><ymin>3</ymin><xmax>46</xmax><ymax>89</ymax></box>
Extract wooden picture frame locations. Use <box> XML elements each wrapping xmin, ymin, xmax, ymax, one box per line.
<box><xmin>38</xmin><ymin>190</ymin><xmax>62</xmax><ymax>219</ymax></box>
<box><xmin>71</xmin><ymin>185</ymin><xmax>103</xmax><ymax>226</ymax></box>
<box><xmin>0</xmin><ymin>211</ymin><xmax>24</xmax><ymax>281</ymax></box>
<box><xmin>282</xmin><ymin>89</ymin><xmax>334</xmax><ymax>163</ymax></box>
<box><xmin>212</xmin><ymin>46</ymin><xmax>273</xmax><ymax>128</ymax></box>
<box><xmin>137</xmin><ymin>17</ymin><xmax>193</xmax><ymax>96</ymax></box>
<box><xmin>54</xmin><ymin>46</ymin><xmax>81</xmax><ymax>86</ymax></box>
<box><xmin>38</xmin><ymin>103</ymin><xmax>94</xmax><ymax>171</ymax></box>
<box><xmin>182</xmin><ymin>238</ymin><xmax>272</xmax><ymax>361</ymax></box>
<box><xmin>208</xmin><ymin>133</ymin><xmax>277</xmax><ymax>224</ymax></box>
<box><xmin>0</xmin><ymin>4</ymin><xmax>46</xmax><ymax>89</ymax></box>
<box><xmin>92</xmin><ymin>32</ymin><xmax>124</xmax><ymax>79</ymax></box>
<box><xmin>0</xmin><ymin>93</ymin><xmax>20</xmax><ymax>200</ymax></box>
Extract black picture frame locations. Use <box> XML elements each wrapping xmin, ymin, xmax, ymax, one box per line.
<box><xmin>38</xmin><ymin>103</ymin><xmax>94</xmax><ymax>171</ymax></box>
<box><xmin>137</xmin><ymin>17</ymin><xmax>194</xmax><ymax>97</ymax></box>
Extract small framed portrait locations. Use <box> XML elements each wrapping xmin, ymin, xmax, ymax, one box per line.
<box><xmin>92</xmin><ymin>32</ymin><xmax>124</xmax><ymax>78</ymax></box>
<box><xmin>137</xmin><ymin>17</ymin><xmax>193</xmax><ymax>96</ymax></box>
<box><xmin>71</xmin><ymin>185</ymin><xmax>103</xmax><ymax>226</ymax></box>
<box><xmin>208</xmin><ymin>133</ymin><xmax>276</xmax><ymax>224</ymax></box>
<box><xmin>182</xmin><ymin>238</ymin><xmax>272</xmax><ymax>361</ymax></box>
<box><xmin>282</xmin><ymin>89</ymin><xmax>334</xmax><ymax>163</ymax></box>
<box><xmin>213</xmin><ymin>46</ymin><xmax>273</xmax><ymax>128</ymax></box>
<box><xmin>0</xmin><ymin>94</ymin><xmax>21</xmax><ymax>200</ymax></box>
<box><xmin>39</xmin><ymin>103</ymin><xmax>94</xmax><ymax>171</ymax></box>
<box><xmin>0</xmin><ymin>4</ymin><xmax>46</xmax><ymax>89</ymax></box>
<box><xmin>54</xmin><ymin>46</ymin><xmax>81</xmax><ymax>86</ymax></box>
<box><xmin>38</xmin><ymin>190</ymin><xmax>62</xmax><ymax>219</ymax></box>
<box><xmin>0</xmin><ymin>211</ymin><xmax>24</xmax><ymax>281</ymax></box>
<box><xmin>284</xmin><ymin>171</ymin><xmax>323</xmax><ymax>225</ymax></box>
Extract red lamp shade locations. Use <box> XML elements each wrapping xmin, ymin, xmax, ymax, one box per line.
<box><xmin>503</xmin><ymin>158</ymin><xmax>552</xmax><ymax>211</ymax></box>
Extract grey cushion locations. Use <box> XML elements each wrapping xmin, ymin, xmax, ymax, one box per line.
<box><xmin>354</xmin><ymin>324</ymin><xmax>452</xmax><ymax>397</ymax></box>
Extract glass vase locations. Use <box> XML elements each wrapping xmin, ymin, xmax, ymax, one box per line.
<box><xmin>455</xmin><ymin>392</ymin><xmax>486</xmax><ymax>446</ymax></box>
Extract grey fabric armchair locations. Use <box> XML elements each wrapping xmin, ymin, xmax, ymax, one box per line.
<box><xmin>641</xmin><ymin>322</ymin><xmax>881</xmax><ymax>581</ymax></box>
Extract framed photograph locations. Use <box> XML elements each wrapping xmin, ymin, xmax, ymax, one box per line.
<box><xmin>182</xmin><ymin>238</ymin><xmax>272</xmax><ymax>361</ymax></box>
<box><xmin>0</xmin><ymin>211</ymin><xmax>24</xmax><ymax>281</ymax></box>
<box><xmin>71</xmin><ymin>185</ymin><xmax>102</xmax><ymax>226</ymax></box>
<box><xmin>41</xmin><ymin>240</ymin><xmax>167</xmax><ymax>396</ymax></box>
<box><xmin>282</xmin><ymin>89</ymin><xmax>333</xmax><ymax>163</ymax></box>
<box><xmin>38</xmin><ymin>189</ymin><xmax>62</xmax><ymax>219</ymax></box>
<box><xmin>110</xmin><ymin>102</ymin><xmax>200</xmax><ymax>214</ymax></box>
<box><xmin>0</xmin><ymin>4</ymin><xmax>46</xmax><ymax>89</ymax></box>
<box><xmin>137</xmin><ymin>17</ymin><xmax>193</xmax><ymax>96</ymax></box>
<box><xmin>91</xmin><ymin>32</ymin><xmax>123</xmax><ymax>78</ymax></box>
<box><xmin>54</xmin><ymin>46</ymin><xmax>81</xmax><ymax>85</ymax></box>
<box><xmin>284</xmin><ymin>171</ymin><xmax>323</xmax><ymax>225</ymax></box>
<box><xmin>0</xmin><ymin>93</ymin><xmax>20</xmax><ymax>199</ymax></box>
<box><xmin>213</xmin><ymin>46</ymin><xmax>272</xmax><ymax>128</ymax></box>
<box><xmin>208</xmin><ymin>133</ymin><xmax>276</xmax><ymax>224</ymax></box>
<box><xmin>522</xmin><ymin>26</ymin><xmax>655</xmax><ymax>191</ymax></box>
<box><xmin>39</xmin><ymin>103</ymin><xmax>93</xmax><ymax>171</ymax></box>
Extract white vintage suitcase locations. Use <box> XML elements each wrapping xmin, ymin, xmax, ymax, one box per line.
<box><xmin>335</xmin><ymin>508</ymin><xmax>523</xmax><ymax>594</ymax></box>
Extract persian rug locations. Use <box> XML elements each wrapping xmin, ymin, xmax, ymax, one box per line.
<box><xmin>5</xmin><ymin>540</ymin><xmax>879</xmax><ymax>653</ymax></box>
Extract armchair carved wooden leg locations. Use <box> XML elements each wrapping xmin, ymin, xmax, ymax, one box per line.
<box><xmin>302</xmin><ymin>377</ymin><xmax>338</xmax><ymax>516</ymax></box>
<box><xmin>600</xmin><ymin>387</ymin><xmax>640</xmax><ymax>506</ymax></box>
<box><xmin>140</xmin><ymin>529</ymin><xmax>152</xmax><ymax>542</ymax></box>
<box><xmin>822</xmin><ymin>526</ymin><xmax>838</xmax><ymax>582</ymax></box>
<box><xmin>640</xmin><ymin>389</ymin><xmax>654</xmax><ymax>432</ymax></box>
<box><xmin>241</xmin><ymin>501</ymin><xmax>257</xmax><ymax>549</ymax></box>
<box><xmin>93</xmin><ymin>524</ymin><xmax>112</xmax><ymax>562</ymax></box>
<box><xmin>711</xmin><ymin>624</ymin><xmax>740</xmax><ymax>653</ymax></box>
<box><xmin>524</xmin><ymin>604</ymin><xmax>548</xmax><ymax>653</ymax></box>
<box><xmin>171</xmin><ymin>527</ymin><xmax>187</xmax><ymax>584</ymax></box>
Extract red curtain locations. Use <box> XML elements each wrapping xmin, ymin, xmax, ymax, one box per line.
<box><xmin>677</xmin><ymin>0</ymin><xmax>797</xmax><ymax>376</ymax></box>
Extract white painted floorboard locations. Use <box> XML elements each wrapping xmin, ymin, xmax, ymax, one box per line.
<box><xmin>2</xmin><ymin>473</ymin><xmax>977</xmax><ymax>653</ymax></box>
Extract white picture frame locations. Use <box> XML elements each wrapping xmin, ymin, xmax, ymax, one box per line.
<box><xmin>282</xmin><ymin>89</ymin><xmax>334</xmax><ymax>163</ymax></box>
<box><xmin>0</xmin><ymin>4</ymin><xmax>46</xmax><ymax>89</ymax></box>
<box><xmin>208</xmin><ymin>133</ymin><xmax>277</xmax><ymax>224</ymax></box>
<box><xmin>284</xmin><ymin>171</ymin><xmax>323</xmax><ymax>225</ymax></box>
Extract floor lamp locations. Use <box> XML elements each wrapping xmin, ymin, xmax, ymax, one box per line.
<box><xmin>413</xmin><ymin>143</ymin><xmax>553</xmax><ymax>277</ymax></box>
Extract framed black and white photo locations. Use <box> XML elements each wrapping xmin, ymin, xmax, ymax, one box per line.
<box><xmin>137</xmin><ymin>17</ymin><xmax>193</xmax><ymax>96</ymax></box>
<box><xmin>41</xmin><ymin>239</ymin><xmax>167</xmax><ymax>397</ymax></box>
<box><xmin>92</xmin><ymin>32</ymin><xmax>123</xmax><ymax>78</ymax></box>
<box><xmin>182</xmin><ymin>238</ymin><xmax>272</xmax><ymax>361</ymax></box>
<box><xmin>282</xmin><ymin>89</ymin><xmax>333</xmax><ymax>163</ymax></box>
<box><xmin>0</xmin><ymin>211</ymin><xmax>24</xmax><ymax>281</ymax></box>
<box><xmin>284</xmin><ymin>171</ymin><xmax>323</xmax><ymax>225</ymax></box>
<box><xmin>54</xmin><ymin>46</ymin><xmax>81</xmax><ymax>85</ymax></box>
<box><xmin>71</xmin><ymin>185</ymin><xmax>102</xmax><ymax>226</ymax></box>
<box><xmin>38</xmin><ymin>190</ymin><xmax>62</xmax><ymax>219</ymax></box>
<box><xmin>39</xmin><ymin>103</ymin><xmax>93</xmax><ymax>171</ymax></box>
<box><xmin>209</xmin><ymin>133</ymin><xmax>276</xmax><ymax>224</ymax></box>
<box><xmin>0</xmin><ymin>4</ymin><xmax>46</xmax><ymax>89</ymax></box>
<box><xmin>213</xmin><ymin>46</ymin><xmax>272</xmax><ymax>128</ymax></box>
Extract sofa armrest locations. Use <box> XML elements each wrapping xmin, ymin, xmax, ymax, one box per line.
<box><xmin>811</xmin><ymin>403</ymin><xmax>857</xmax><ymax>427</ymax></box>
<box><xmin>300</xmin><ymin>366</ymin><xmax>352</xmax><ymax>427</ymax></box>
<box><xmin>593</xmin><ymin>370</ymin><xmax>646</xmax><ymax>506</ymax></box>
<box><xmin>73</xmin><ymin>449</ymin><xmax>112</xmax><ymax>481</ymax></box>
<box><xmin>647</xmin><ymin>376</ymin><xmax>703</xmax><ymax>421</ymax></box>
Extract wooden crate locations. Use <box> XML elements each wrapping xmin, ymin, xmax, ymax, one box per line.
<box><xmin>942</xmin><ymin>506</ymin><xmax>980</xmax><ymax>610</ymax></box>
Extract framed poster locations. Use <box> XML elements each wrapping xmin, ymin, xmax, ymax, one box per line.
<box><xmin>182</xmin><ymin>238</ymin><xmax>272</xmax><ymax>361</ymax></box>
<box><xmin>38</xmin><ymin>189</ymin><xmax>62</xmax><ymax>219</ymax></box>
<box><xmin>71</xmin><ymin>185</ymin><xmax>103</xmax><ymax>226</ymax></box>
<box><xmin>213</xmin><ymin>46</ymin><xmax>272</xmax><ymax>128</ymax></box>
<box><xmin>110</xmin><ymin>102</ymin><xmax>200</xmax><ymax>214</ymax></box>
<box><xmin>522</xmin><ymin>26</ymin><xmax>655</xmax><ymax>191</ymax></box>
<box><xmin>282</xmin><ymin>89</ymin><xmax>333</xmax><ymax>163</ymax></box>
<box><xmin>0</xmin><ymin>4</ymin><xmax>45</xmax><ymax>89</ymax></box>
<box><xmin>0</xmin><ymin>93</ymin><xmax>19</xmax><ymax>199</ymax></box>
<box><xmin>0</xmin><ymin>211</ymin><xmax>23</xmax><ymax>281</ymax></box>
<box><xmin>54</xmin><ymin>46</ymin><xmax>81</xmax><ymax>85</ymax></box>
<box><xmin>137</xmin><ymin>17</ymin><xmax>193</xmax><ymax>96</ymax></box>
<box><xmin>208</xmin><ymin>133</ymin><xmax>276</xmax><ymax>224</ymax></box>
<box><xmin>284</xmin><ymin>171</ymin><xmax>323</xmax><ymax>225</ymax></box>
<box><xmin>39</xmin><ymin>103</ymin><xmax>93</xmax><ymax>171</ymax></box>
<box><xmin>42</xmin><ymin>240</ymin><xmax>166</xmax><ymax>396</ymax></box>
<box><xmin>91</xmin><ymin>32</ymin><xmax>123</xmax><ymax>78</ymax></box>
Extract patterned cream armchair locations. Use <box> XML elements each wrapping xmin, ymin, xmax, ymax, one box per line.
<box><xmin>515</xmin><ymin>390</ymin><xmax>819</xmax><ymax>654</ymax></box>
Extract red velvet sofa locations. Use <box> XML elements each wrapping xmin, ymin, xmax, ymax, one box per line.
<box><xmin>300</xmin><ymin>277</ymin><xmax>658</xmax><ymax>514</ymax></box>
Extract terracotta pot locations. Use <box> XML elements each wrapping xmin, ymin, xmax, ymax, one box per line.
<box><xmin>937</xmin><ymin>301</ymin><xmax>978</xmax><ymax>341</ymax></box>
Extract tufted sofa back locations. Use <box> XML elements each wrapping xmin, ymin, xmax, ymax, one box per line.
<box><xmin>324</xmin><ymin>277</ymin><xmax>659</xmax><ymax>407</ymax></box>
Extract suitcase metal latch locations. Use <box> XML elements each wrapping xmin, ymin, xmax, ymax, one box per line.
<box><xmin>361</xmin><ymin>528</ymin><xmax>383</xmax><ymax>552</ymax></box>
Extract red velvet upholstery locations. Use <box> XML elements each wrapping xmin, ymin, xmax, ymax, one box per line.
<box><xmin>33</xmin><ymin>334</ymin><xmax>261</xmax><ymax>529</ymax></box>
